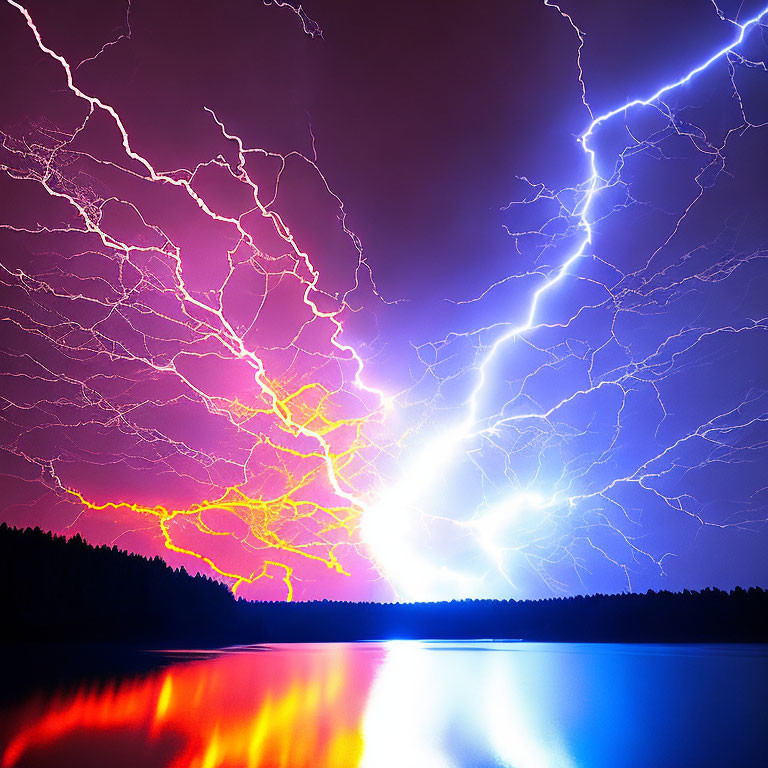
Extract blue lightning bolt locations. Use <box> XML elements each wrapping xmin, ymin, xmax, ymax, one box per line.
<box><xmin>470</xmin><ymin>4</ymin><xmax>768</xmax><ymax>430</ymax></box>
<box><xmin>364</xmin><ymin>2</ymin><xmax>768</xmax><ymax>600</ymax></box>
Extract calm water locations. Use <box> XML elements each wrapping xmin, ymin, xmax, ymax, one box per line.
<box><xmin>1</xmin><ymin>642</ymin><xmax>767</xmax><ymax>767</ymax></box>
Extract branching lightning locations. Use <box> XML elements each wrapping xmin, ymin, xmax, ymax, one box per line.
<box><xmin>363</xmin><ymin>1</ymin><xmax>768</xmax><ymax>599</ymax></box>
<box><xmin>2</xmin><ymin>0</ymin><xmax>768</xmax><ymax>601</ymax></box>
<box><xmin>0</xmin><ymin>0</ymin><xmax>390</xmax><ymax>600</ymax></box>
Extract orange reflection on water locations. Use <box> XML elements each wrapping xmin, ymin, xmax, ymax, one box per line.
<box><xmin>2</xmin><ymin>645</ymin><xmax>384</xmax><ymax>768</ymax></box>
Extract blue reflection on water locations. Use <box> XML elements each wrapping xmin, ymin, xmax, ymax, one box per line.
<box><xmin>361</xmin><ymin>642</ymin><xmax>767</xmax><ymax>768</ymax></box>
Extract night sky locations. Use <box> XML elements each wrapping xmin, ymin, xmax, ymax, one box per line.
<box><xmin>1</xmin><ymin>0</ymin><xmax>768</xmax><ymax>600</ymax></box>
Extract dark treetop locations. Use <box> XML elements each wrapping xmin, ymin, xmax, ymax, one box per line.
<box><xmin>2</xmin><ymin>523</ymin><xmax>766</xmax><ymax>646</ymax></box>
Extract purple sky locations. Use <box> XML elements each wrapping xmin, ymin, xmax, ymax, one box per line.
<box><xmin>1</xmin><ymin>0</ymin><xmax>767</xmax><ymax>600</ymax></box>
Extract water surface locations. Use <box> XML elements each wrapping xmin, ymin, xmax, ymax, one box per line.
<box><xmin>2</xmin><ymin>642</ymin><xmax>766</xmax><ymax>767</ymax></box>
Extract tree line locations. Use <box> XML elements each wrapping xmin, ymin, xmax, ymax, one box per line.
<box><xmin>2</xmin><ymin>523</ymin><xmax>766</xmax><ymax>645</ymax></box>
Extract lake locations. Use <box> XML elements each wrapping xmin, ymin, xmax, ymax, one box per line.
<box><xmin>1</xmin><ymin>642</ymin><xmax>766</xmax><ymax>767</ymax></box>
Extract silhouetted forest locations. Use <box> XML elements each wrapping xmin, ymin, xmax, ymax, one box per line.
<box><xmin>2</xmin><ymin>523</ymin><xmax>767</xmax><ymax>645</ymax></box>
<box><xmin>0</xmin><ymin>523</ymin><xmax>253</xmax><ymax>645</ymax></box>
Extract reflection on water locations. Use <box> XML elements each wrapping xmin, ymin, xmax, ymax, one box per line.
<box><xmin>2</xmin><ymin>645</ymin><xmax>380</xmax><ymax>768</ymax></box>
<box><xmin>359</xmin><ymin>641</ymin><xmax>575</xmax><ymax>768</ymax></box>
<box><xmin>1</xmin><ymin>642</ymin><xmax>766</xmax><ymax>767</ymax></box>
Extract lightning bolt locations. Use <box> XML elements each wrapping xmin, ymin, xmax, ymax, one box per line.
<box><xmin>363</xmin><ymin>2</ymin><xmax>768</xmax><ymax>599</ymax></box>
<box><xmin>0</xmin><ymin>0</ymin><xmax>390</xmax><ymax>600</ymax></box>
<box><xmin>3</xmin><ymin>0</ymin><xmax>768</xmax><ymax>603</ymax></box>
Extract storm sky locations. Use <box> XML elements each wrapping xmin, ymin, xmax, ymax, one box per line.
<box><xmin>2</xmin><ymin>0</ymin><xmax>768</xmax><ymax>600</ymax></box>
